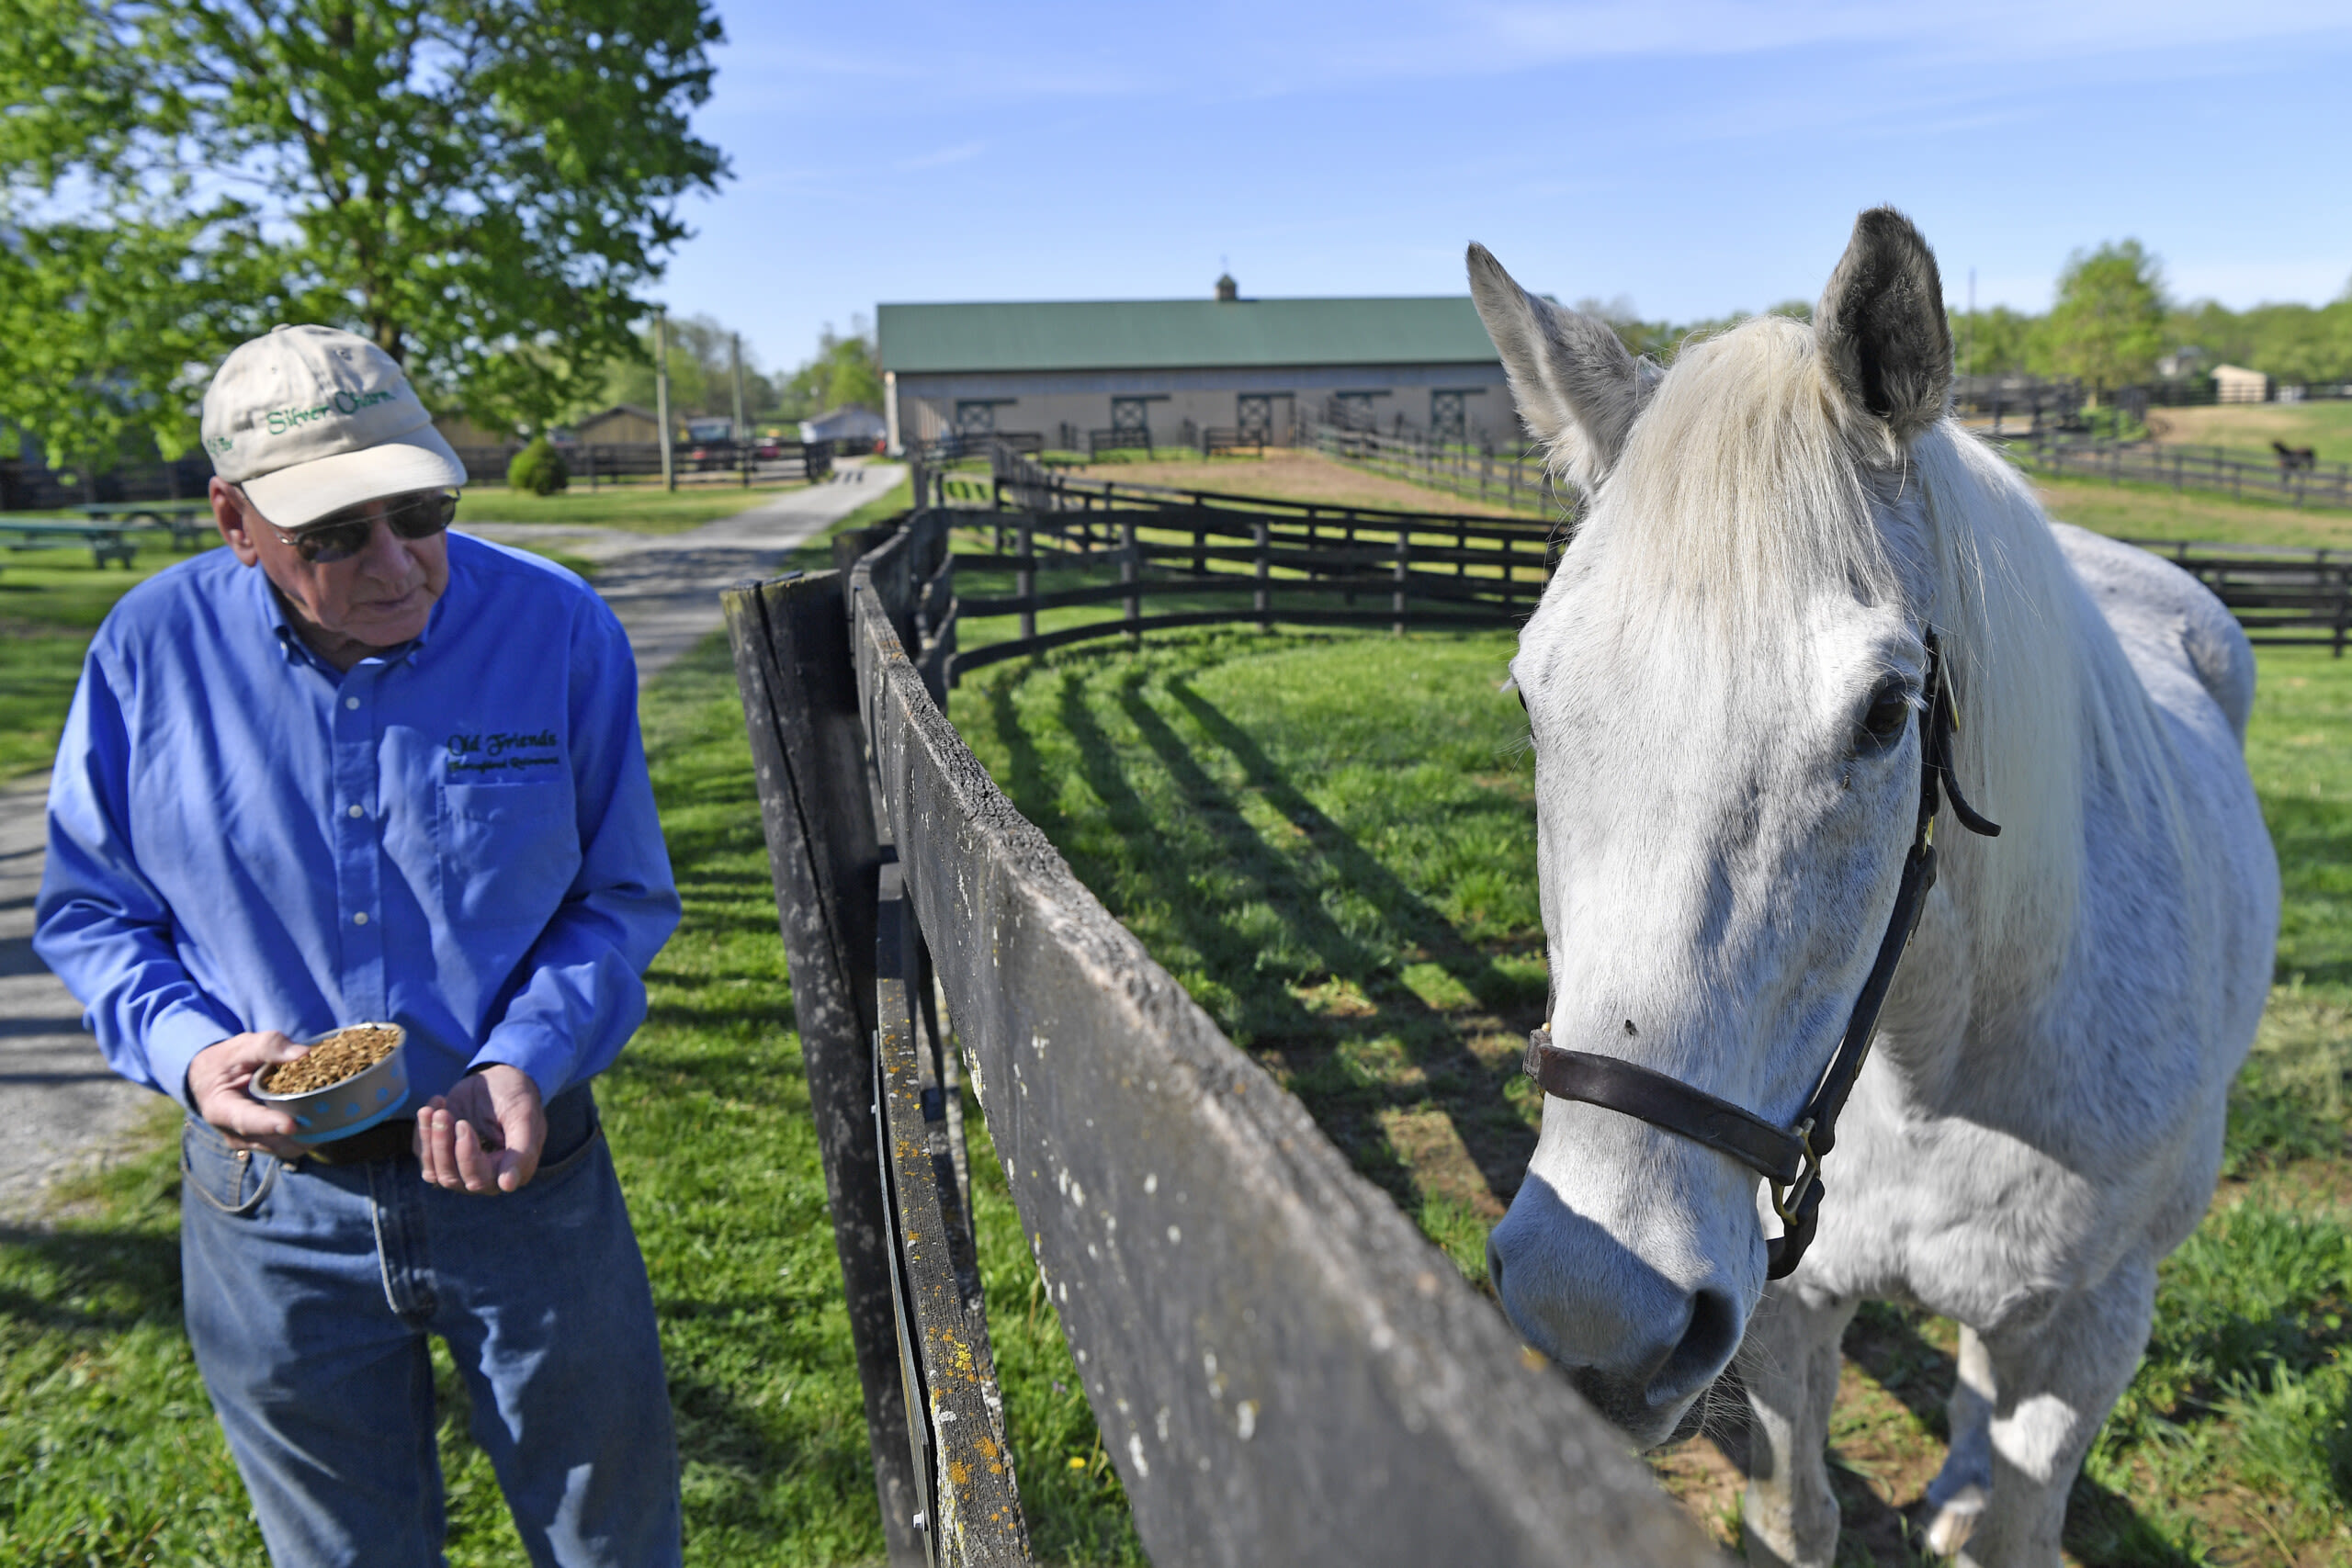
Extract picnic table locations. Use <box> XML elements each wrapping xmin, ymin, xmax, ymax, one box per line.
<box><xmin>74</xmin><ymin>502</ymin><xmax>213</xmax><ymax>552</ymax></box>
<box><xmin>0</xmin><ymin>502</ymin><xmax>209</xmax><ymax>570</ymax></box>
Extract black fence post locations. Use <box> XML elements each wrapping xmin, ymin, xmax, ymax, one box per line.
<box><xmin>721</xmin><ymin>572</ymin><xmax>923</xmax><ymax>1567</ymax></box>
<box><xmin>1393</xmin><ymin>527</ymin><xmax>1408</xmax><ymax>637</ymax></box>
<box><xmin>1017</xmin><ymin>518</ymin><xmax>1036</xmax><ymax>644</ymax></box>
<box><xmin>1254</xmin><ymin>518</ymin><xmax>1271</xmax><ymax>631</ymax></box>
<box><xmin>1122</xmin><ymin>518</ymin><xmax>1140</xmax><ymax>648</ymax></box>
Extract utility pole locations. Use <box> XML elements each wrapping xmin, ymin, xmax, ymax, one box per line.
<box><xmin>654</xmin><ymin>307</ymin><xmax>675</xmax><ymax>492</ymax></box>
<box><xmin>1964</xmin><ymin>267</ymin><xmax>1976</xmax><ymax>379</ymax></box>
<box><xmin>731</xmin><ymin>332</ymin><xmax>749</xmax><ymax>490</ymax></box>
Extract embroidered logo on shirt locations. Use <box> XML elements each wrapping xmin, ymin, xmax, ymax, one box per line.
<box><xmin>446</xmin><ymin>729</ymin><xmax>560</xmax><ymax>777</ymax></box>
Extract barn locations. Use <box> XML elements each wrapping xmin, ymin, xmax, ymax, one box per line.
<box><xmin>876</xmin><ymin>276</ymin><xmax>1511</xmax><ymax>454</ymax></box>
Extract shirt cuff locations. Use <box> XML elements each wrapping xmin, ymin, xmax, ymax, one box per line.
<box><xmin>146</xmin><ymin>1003</ymin><xmax>249</xmax><ymax>1115</ymax></box>
<box><xmin>469</xmin><ymin>1030</ymin><xmax>568</xmax><ymax>1104</ymax></box>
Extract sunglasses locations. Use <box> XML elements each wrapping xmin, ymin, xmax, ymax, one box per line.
<box><xmin>259</xmin><ymin>489</ymin><xmax>460</xmax><ymax>565</ymax></box>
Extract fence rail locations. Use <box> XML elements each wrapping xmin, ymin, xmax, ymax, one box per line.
<box><xmin>722</xmin><ymin>514</ymin><xmax>1713</xmax><ymax>1566</ymax></box>
<box><xmin>907</xmin><ymin>449</ymin><xmax>1569</xmax><ymax>671</ymax></box>
<box><xmin>2008</xmin><ymin>431</ymin><xmax>2352</xmax><ymax>511</ymax></box>
<box><xmin>1308</xmin><ymin>423</ymin><xmax>1564</xmax><ymax>514</ymax></box>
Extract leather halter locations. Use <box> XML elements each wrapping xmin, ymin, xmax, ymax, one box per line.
<box><xmin>1521</xmin><ymin>629</ymin><xmax>2000</xmax><ymax>1279</ymax></box>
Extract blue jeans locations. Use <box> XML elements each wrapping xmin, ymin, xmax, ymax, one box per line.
<box><xmin>178</xmin><ymin>1085</ymin><xmax>683</xmax><ymax>1567</ymax></box>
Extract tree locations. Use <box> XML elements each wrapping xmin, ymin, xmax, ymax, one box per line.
<box><xmin>1948</xmin><ymin>306</ymin><xmax>2038</xmax><ymax>377</ymax></box>
<box><xmin>773</xmin><ymin>319</ymin><xmax>881</xmax><ymax>420</ymax></box>
<box><xmin>0</xmin><ymin>209</ymin><xmax>286</xmax><ymax>477</ymax></box>
<box><xmin>2043</xmin><ymin>241</ymin><xmax>2166</xmax><ymax>392</ymax></box>
<box><xmin>1</xmin><ymin>0</ymin><xmax>728</xmax><ymax>438</ymax></box>
<box><xmin>588</xmin><ymin>312</ymin><xmax>775</xmax><ymax>422</ymax></box>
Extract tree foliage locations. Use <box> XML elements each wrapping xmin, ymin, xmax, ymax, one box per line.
<box><xmin>1</xmin><ymin>0</ymin><xmax>727</xmax><ymax>455</ymax></box>
<box><xmin>2043</xmin><ymin>240</ymin><xmax>2167</xmax><ymax>390</ymax></box>
<box><xmin>595</xmin><ymin>312</ymin><xmax>775</xmax><ymax>423</ymax></box>
<box><xmin>773</xmin><ymin>319</ymin><xmax>882</xmax><ymax>421</ymax></box>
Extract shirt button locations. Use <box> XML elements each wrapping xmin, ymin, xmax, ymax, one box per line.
<box><xmin>353</xmin><ymin>912</ymin><xmax>369</xmax><ymax>926</ymax></box>
<box><xmin>348</xmin><ymin>804</ymin><xmax>365</xmax><ymax>818</ymax></box>
<box><xmin>345</xmin><ymin>696</ymin><xmax>360</xmax><ymax>710</ymax></box>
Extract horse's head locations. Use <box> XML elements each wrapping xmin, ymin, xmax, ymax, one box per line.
<box><xmin>1469</xmin><ymin>209</ymin><xmax>1967</xmax><ymax>1447</ymax></box>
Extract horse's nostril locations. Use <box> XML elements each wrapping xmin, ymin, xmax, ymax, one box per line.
<box><xmin>1650</xmin><ymin>1287</ymin><xmax>1741</xmax><ymax>1404</ymax></box>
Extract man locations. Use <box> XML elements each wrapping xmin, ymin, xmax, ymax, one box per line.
<box><xmin>35</xmin><ymin>324</ymin><xmax>685</xmax><ymax>1565</ymax></box>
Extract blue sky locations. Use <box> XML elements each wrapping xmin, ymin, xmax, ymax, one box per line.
<box><xmin>661</xmin><ymin>2</ymin><xmax>2352</xmax><ymax>378</ymax></box>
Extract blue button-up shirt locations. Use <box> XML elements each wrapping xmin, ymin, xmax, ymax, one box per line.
<box><xmin>35</xmin><ymin>534</ymin><xmax>682</xmax><ymax>1112</ymax></box>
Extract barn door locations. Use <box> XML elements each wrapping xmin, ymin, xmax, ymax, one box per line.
<box><xmin>1236</xmin><ymin>394</ymin><xmax>1272</xmax><ymax>443</ymax></box>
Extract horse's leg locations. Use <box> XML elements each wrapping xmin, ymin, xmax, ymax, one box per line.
<box><xmin>1956</xmin><ymin>1258</ymin><xmax>2156</xmax><ymax>1568</ymax></box>
<box><xmin>1738</xmin><ymin>1286</ymin><xmax>1858</xmax><ymax>1568</ymax></box>
<box><xmin>1922</xmin><ymin>1325</ymin><xmax>1996</xmax><ymax>1553</ymax></box>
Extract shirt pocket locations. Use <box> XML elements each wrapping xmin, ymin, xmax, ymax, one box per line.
<box><xmin>438</xmin><ymin>781</ymin><xmax>581</xmax><ymax>929</ymax></box>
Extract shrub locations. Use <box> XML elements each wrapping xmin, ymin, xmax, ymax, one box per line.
<box><xmin>506</xmin><ymin>437</ymin><xmax>569</xmax><ymax>495</ymax></box>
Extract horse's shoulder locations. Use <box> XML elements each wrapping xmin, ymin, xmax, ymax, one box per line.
<box><xmin>2047</xmin><ymin>523</ymin><xmax>2256</xmax><ymax>743</ymax></box>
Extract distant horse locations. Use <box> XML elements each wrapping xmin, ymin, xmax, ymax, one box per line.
<box><xmin>2274</xmin><ymin>439</ymin><xmax>2318</xmax><ymax>472</ymax></box>
<box><xmin>1467</xmin><ymin>209</ymin><xmax>2277</xmax><ymax>1567</ymax></box>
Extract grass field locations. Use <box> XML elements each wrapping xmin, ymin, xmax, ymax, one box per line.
<box><xmin>1056</xmin><ymin>448</ymin><xmax>1536</xmax><ymax>518</ymax></box>
<box><xmin>2145</xmin><ymin>400</ymin><xmax>2352</xmax><ymax>468</ymax></box>
<box><xmin>953</xmin><ymin>628</ymin><xmax>2352</xmax><ymax>1565</ymax></box>
<box><xmin>2</xmin><ymin>461</ymin><xmax>2346</xmax><ymax>1563</ymax></box>
<box><xmin>2033</xmin><ymin>475</ymin><xmax>2352</xmax><ymax>552</ymax></box>
<box><xmin>454</xmin><ymin>477</ymin><xmax>814</xmax><ymax>534</ymax></box>
<box><xmin>0</xmin><ymin>538</ymin><xmax>227</xmax><ymax>781</ymax></box>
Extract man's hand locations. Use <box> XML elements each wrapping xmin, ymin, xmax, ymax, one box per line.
<box><xmin>416</xmin><ymin>1066</ymin><xmax>546</xmax><ymax>1194</ymax></box>
<box><xmin>187</xmin><ymin>1032</ymin><xmax>312</xmax><ymax>1160</ymax></box>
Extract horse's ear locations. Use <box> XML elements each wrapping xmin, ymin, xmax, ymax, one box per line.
<box><xmin>1815</xmin><ymin>207</ymin><xmax>1952</xmax><ymax>444</ymax></box>
<box><xmin>1466</xmin><ymin>243</ymin><xmax>1645</xmax><ymax>479</ymax></box>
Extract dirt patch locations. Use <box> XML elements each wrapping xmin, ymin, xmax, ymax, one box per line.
<box><xmin>1061</xmin><ymin>450</ymin><xmax>1532</xmax><ymax>518</ymax></box>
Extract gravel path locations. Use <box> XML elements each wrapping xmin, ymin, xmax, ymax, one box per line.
<box><xmin>0</xmin><ymin>466</ymin><xmax>900</xmax><ymax>1222</ymax></box>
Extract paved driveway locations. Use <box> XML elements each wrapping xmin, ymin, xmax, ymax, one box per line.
<box><xmin>0</xmin><ymin>467</ymin><xmax>901</xmax><ymax>1221</ymax></box>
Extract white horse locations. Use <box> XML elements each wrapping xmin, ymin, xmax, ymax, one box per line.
<box><xmin>1467</xmin><ymin>209</ymin><xmax>2278</xmax><ymax>1567</ymax></box>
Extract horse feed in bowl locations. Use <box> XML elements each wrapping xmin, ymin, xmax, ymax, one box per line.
<box><xmin>252</xmin><ymin>1022</ymin><xmax>411</xmax><ymax>1144</ymax></box>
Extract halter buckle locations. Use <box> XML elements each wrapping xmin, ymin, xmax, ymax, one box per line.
<box><xmin>1770</xmin><ymin>1118</ymin><xmax>1821</xmax><ymax>1228</ymax></box>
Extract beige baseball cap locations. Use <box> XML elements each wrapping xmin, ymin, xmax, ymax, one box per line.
<box><xmin>200</xmin><ymin>324</ymin><xmax>467</xmax><ymax>529</ymax></box>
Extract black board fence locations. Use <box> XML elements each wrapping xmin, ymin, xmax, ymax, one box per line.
<box><xmin>722</xmin><ymin>516</ymin><xmax>1711</xmax><ymax>1565</ymax></box>
<box><xmin>2007</xmin><ymin>429</ymin><xmax>2352</xmax><ymax>511</ymax></box>
<box><xmin>882</xmin><ymin>447</ymin><xmax>1573</xmax><ymax>677</ymax></box>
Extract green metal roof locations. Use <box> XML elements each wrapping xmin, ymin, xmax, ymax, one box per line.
<box><xmin>876</xmin><ymin>297</ymin><xmax>1498</xmax><ymax>375</ymax></box>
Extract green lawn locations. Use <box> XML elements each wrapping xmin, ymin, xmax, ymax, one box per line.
<box><xmin>0</xmin><ymin>539</ymin><xmax>229</xmax><ymax>781</ymax></box>
<box><xmin>3</xmin><ymin>474</ymin><xmax>2347</xmax><ymax>1562</ymax></box>
<box><xmin>456</xmin><ymin>475</ymin><xmax>856</xmax><ymax>536</ymax></box>
<box><xmin>2033</xmin><ymin>474</ymin><xmax>2352</xmax><ymax>552</ymax></box>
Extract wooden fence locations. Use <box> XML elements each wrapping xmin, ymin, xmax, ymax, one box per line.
<box><xmin>1307</xmin><ymin>423</ymin><xmax>1563</xmax><ymax>515</ymax></box>
<box><xmin>447</xmin><ymin>439</ymin><xmax>834</xmax><ymax>490</ymax></box>
<box><xmin>2009</xmin><ymin>431</ymin><xmax>2352</xmax><ymax>511</ymax></box>
<box><xmin>905</xmin><ymin>449</ymin><xmax>1568</xmax><ymax>672</ymax></box>
<box><xmin>2120</xmin><ymin>539</ymin><xmax>2352</xmax><ymax>651</ymax></box>
<box><xmin>722</xmin><ymin>515</ymin><xmax>1712</xmax><ymax>1566</ymax></box>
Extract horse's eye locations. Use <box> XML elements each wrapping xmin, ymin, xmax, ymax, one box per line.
<box><xmin>1857</xmin><ymin>684</ymin><xmax>1912</xmax><ymax>749</ymax></box>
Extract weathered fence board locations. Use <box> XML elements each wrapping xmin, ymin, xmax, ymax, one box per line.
<box><xmin>834</xmin><ymin>515</ymin><xmax>1710</xmax><ymax>1566</ymax></box>
<box><xmin>722</xmin><ymin>574</ymin><xmax>923</xmax><ymax>1565</ymax></box>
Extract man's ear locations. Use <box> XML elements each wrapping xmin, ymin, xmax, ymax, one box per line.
<box><xmin>1815</xmin><ymin>207</ymin><xmax>1952</xmax><ymax>444</ymax></box>
<box><xmin>209</xmin><ymin>478</ymin><xmax>261</xmax><ymax>565</ymax></box>
<box><xmin>1466</xmin><ymin>243</ymin><xmax>1646</xmax><ymax>483</ymax></box>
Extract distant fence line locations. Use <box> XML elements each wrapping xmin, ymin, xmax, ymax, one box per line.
<box><xmin>0</xmin><ymin>437</ymin><xmax>834</xmax><ymax>513</ymax></box>
<box><xmin>2007</xmin><ymin>430</ymin><xmax>2352</xmax><ymax>512</ymax></box>
<box><xmin>720</xmin><ymin>507</ymin><xmax>1712</xmax><ymax>1566</ymax></box>
<box><xmin>1306</xmin><ymin>423</ymin><xmax>1563</xmax><ymax>515</ymax></box>
<box><xmin>895</xmin><ymin>447</ymin><xmax>1570</xmax><ymax>677</ymax></box>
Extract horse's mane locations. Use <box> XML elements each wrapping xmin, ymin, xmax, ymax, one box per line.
<box><xmin>1550</xmin><ymin>316</ymin><xmax>2171</xmax><ymax>969</ymax></box>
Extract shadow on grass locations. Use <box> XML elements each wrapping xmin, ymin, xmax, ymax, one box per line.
<box><xmin>973</xmin><ymin>645</ymin><xmax>1542</xmax><ymax>1217</ymax></box>
<box><xmin>0</xmin><ymin>1223</ymin><xmax>182</xmax><ymax>1333</ymax></box>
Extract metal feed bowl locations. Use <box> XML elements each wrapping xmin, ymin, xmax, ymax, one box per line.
<box><xmin>249</xmin><ymin>1023</ymin><xmax>410</xmax><ymax>1145</ymax></box>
